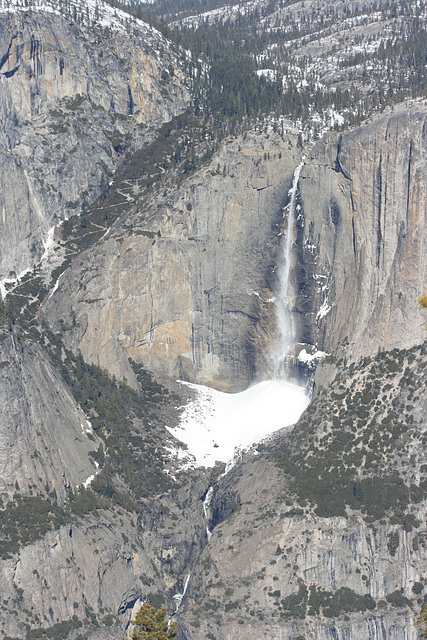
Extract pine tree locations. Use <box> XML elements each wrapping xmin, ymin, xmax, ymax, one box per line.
<box><xmin>125</xmin><ymin>603</ymin><xmax>177</xmax><ymax>640</ymax></box>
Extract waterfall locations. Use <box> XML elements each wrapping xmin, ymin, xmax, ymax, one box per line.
<box><xmin>169</xmin><ymin>159</ymin><xmax>310</xmax><ymax>540</ymax></box>
<box><xmin>203</xmin><ymin>486</ymin><xmax>214</xmax><ymax>540</ymax></box>
<box><xmin>274</xmin><ymin>157</ymin><xmax>304</xmax><ymax>379</ymax></box>
<box><xmin>172</xmin><ymin>573</ymin><xmax>191</xmax><ymax>612</ymax></box>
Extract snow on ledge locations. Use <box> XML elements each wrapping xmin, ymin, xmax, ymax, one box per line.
<box><xmin>0</xmin><ymin>0</ymin><xmax>164</xmax><ymax>39</ymax></box>
<box><xmin>166</xmin><ymin>379</ymin><xmax>309</xmax><ymax>468</ymax></box>
<box><xmin>0</xmin><ymin>267</ymin><xmax>32</xmax><ymax>300</ymax></box>
<box><xmin>83</xmin><ymin>474</ymin><xmax>95</xmax><ymax>489</ymax></box>
<box><xmin>298</xmin><ymin>349</ymin><xmax>328</xmax><ymax>364</ymax></box>
<box><xmin>316</xmin><ymin>300</ymin><xmax>331</xmax><ymax>320</ymax></box>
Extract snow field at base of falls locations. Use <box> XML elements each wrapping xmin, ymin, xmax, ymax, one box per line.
<box><xmin>166</xmin><ymin>379</ymin><xmax>309</xmax><ymax>468</ymax></box>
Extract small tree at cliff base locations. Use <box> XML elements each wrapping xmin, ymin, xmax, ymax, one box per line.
<box><xmin>125</xmin><ymin>603</ymin><xmax>177</xmax><ymax>640</ymax></box>
<box><xmin>415</xmin><ymin>605</ymin><xmax>427</xmax><ymax>638</ymax></box>
<box><xmin>419</xmin><ymin>294</ymin><xmax>427</xmax><ymax>328</ymax></box>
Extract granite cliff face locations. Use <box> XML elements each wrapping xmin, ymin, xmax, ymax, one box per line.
<box><xmin>295</xmin><ymin>103</ymin><xmax>427</xmax><ymax>364</ymax></box>
<box><xmin>27</xmin><ymin>104</ymin><xmax>426</xmax><ymax>640</ymax></box>
<box><xmin>44</xmin><ymin>104</ymin><xmax>427</xmax><ymax>392</ymax></box>
<box><xmin>0</xmin><ymin>475</ymin><xmax>211</xmax><ymax>640</ymax></box>
<box><xmin>0</xmin><ymin>317</ymin><xmax>212</xmax><ymax>640</ymax></box>
<box><xmin>0</xmin><ymin>332</ymin><xmax>98</xmax><ymax>501</ymax></box>
<box><xmin>44</xmin><ymin>133</ymin><xmax>302</xmax><ymax>391</ymax></box>
<box><xmin>178</xmin><ymin>340</ymin><xmax>427</xmax><ymax>640</ymax></box>
<box><xmin>0</xmin><ymin>4</ymin><xmax>190</xmax><ymax>280</ymax></box>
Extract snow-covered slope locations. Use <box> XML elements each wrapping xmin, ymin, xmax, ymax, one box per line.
<box><xmin>167</xmin><ymin>380</ymin><xmax>309</xmax><ymax>467</ymax></box>
<box><xmin>0</xmin><ymin>0</ymin><xmax>162</xmax><ymax>39</ymax></box>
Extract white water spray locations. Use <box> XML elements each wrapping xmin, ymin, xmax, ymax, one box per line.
<box><xmin>274</xmin><ymin>157</ymin><xmax>304</xmax><ymax>378</ymax></box>
<box><xmin>172</xmin><ymin>573</ymin><xmax>191</xmax><ymax>612</ymax></box>
<box><xmin>203</xmin><ymin>486</ymin><xmax>214</xmax><ymax>540</ymax></box>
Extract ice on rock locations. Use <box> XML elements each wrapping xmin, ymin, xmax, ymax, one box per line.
<box><xmin>317</xmin><ymin>300</ymin><xmax>331</xmax><ymax>320</ymax></box>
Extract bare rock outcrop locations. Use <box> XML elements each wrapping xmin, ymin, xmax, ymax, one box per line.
<box><xmin>0</xmin><ymin>333</ymin><xmax>98</xmax><ymax>501</ymax></box>
<box><xmin>0</xmin><ymin>21</ymin><xmax>426</xmax><ymax>637</ymax></box>
<box><xmin>44</xmin><ymin>105</ymin><xmax>427</xmax><ymax>392</ymax></box>
<box><xmin>179</xmin><ymin>341</ymin><xmax>427</xmax><ymax>640</ymax></box>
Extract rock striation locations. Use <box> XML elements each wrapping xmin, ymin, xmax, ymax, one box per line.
<box><xmin>296</xmin><ymin>103</ymin><xmax>427</xmax><ymax>363</ymax></box>
<box><xmin>0</xmin><ymin>12</ymin><xmax>426</xmax><ymax>636</ymax></box>
<box><xmin>0</xmin><ymin>332</ymin><xmax>98</xmax><ymax>501</ymax></box>
<box><xmin>179</xmin><ymin>340</ymin><xmax>427</xmax><ymax>640</ymax></box>
<box><xmin>45</xmin><ymin>104</ymin><xmax>427</xmax><ymax>392</ymax></box>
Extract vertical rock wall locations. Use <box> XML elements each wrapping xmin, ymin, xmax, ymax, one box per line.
<box><xmin>46</xmin><ymin>105</ymin><xmax>427</xmax><ymax>389</ymax></box>
<box><xmin>296</xmin><ymin>104</ymin><xmax>427</xmax><ymax>361</ymax></box>
<box><xmin>45</xmin><ymin>133</ymin><xmax>302</xmax><ymax>391</ymax></box>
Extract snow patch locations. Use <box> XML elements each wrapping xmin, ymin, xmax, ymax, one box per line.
<box><xmin>1</xmin><ymin>220</ymin><xmax>63</xmax><ymax>299</ymax></box>
<box><xmin>80</xmin><ymin>418</ymin><xmax>93</xmax><ymax>434</ymax></box>
<box><xmin>0</xmin><ymin>0</ymin><xmax>162</xmax><ymax>38</ymax></box>
<box><xmin>317</xmin><ymin>300</ymin><xmax>331</xmax><ymax>320</ymax></box>
<box><xmin>0</xmin><ymin>267</ymin><xmax>32</xmax><ymax>300</ymax></box>
<box><xmin>257</xmin><ymin>68</ymin><xmax>276</xmax><ymax>81</ymax></box>
<box><xmin>167</xmin><ymin>379</ymin><xmax>309</xmax><ymax>468</ymax></box>
<box><xmin>164</xmin><ymin>445</ymin><xmax>195</xmax><ymax>471</ymax></box>
<box><xmin>48</xmin><ymin>269</ymin><xmax>66</xmax><ymax>299</ymax></box>
<box><xmin>99</xmin><ymin>227</ymin><xmax>111</xmax><ymax>241</ymax></box>
<box><xmin>41</xmin><ymin>225</ymin><xmax>56</xmax><ymax>263</ymax></box>
<box><xmin>298</xmin><ymin>349</ymin><xmax>328</xmax><ymax>364</ymax></box>
<box><xmin>83</xmin><ymin>474</ymin><xmax>95</xmax><ymax>488</ymax></box>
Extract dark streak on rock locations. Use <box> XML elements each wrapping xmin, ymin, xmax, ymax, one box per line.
<box><xmin>334</xmin><ymin>135</ymin><xmax>351</xmax><ymax>180</ymax></box>
<box><xmin>0</xmin><ymin>34</ymin><xmax>17</xmax><ymax>71</ymax></box>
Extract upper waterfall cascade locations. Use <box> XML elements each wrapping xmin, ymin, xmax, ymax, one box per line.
<box><xmin>274</xmin><ymin>157</ymin><xmax>305</xmax><ymax>379</ymax></box>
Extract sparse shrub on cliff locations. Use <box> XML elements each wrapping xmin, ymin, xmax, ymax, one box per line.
<box><xmin>26</xmin><ymin>615</ymin><xmax>82</xmax><ymax>640</ymax></box>
<box><xmin>280</xmin><ymin>583</ymin><xmax>308</xmax><ymax>619</ymax></box>
<box><xmin>386</xmin><ymin>590</ymin><xmax>411</xmax><ymax>608</ymax></box>
<box><xmin>0</xmin><ymin>495</ymin><xmax>67</xmax><ymax>559</ymax></box>
<box><xmin>306</xmin><ymin>585</ymin><xmax>376</xmax><ymax>618</ymax></box>
<box><xmin>413</xmin><ymin>582</ymin><xmax>424</xmax><ymax>595</ymax></box>
<box><xmin>146</xmin><ymin>592</ymin><xmax>166</xmax><ymax>608</ymax></box>
<box><xmin>125</xmin><ymin>603</ymin><xmax>176</xmax><ymax>640</ymax></box>
<box><xmin>416</xmin><ymin>605</ymin><xmax>427</xmax><ymax>637</ymax></box>
<box><xmin>275</xmin><ymin>344</ymin><xmax>427</xmax><ymax>523</ymax></box>
<box><xmin>322</xmin><ymin>587</ymin><xmax>376</xmax><ymax>617</ymax></box>
<box><xmin>40</xmin><ymin>328</ymin><xmax>176</xmax><ymax>502</ymax></box>
<box><xmin>0</xmin><ymin>489</ymin><xmax>116</xmax><ymax>558</ymax></box>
